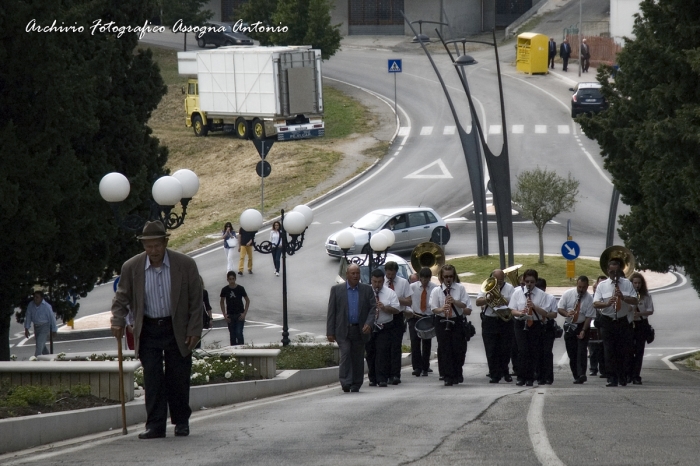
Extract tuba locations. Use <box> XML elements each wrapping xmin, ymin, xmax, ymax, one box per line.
<box><xmin>599</xmin><ymin>245</ymin><xmax>635</xmax><ymax>277</ymax></box>
<box><xmin>480</xmin><ymin>277</ymin><xmax>512</xmax><ymax>321</ymax></box>
<box><xmin>411</xmin><ymin>242</ymin><xmax>445</xmax><ymax>276</ymax></box>
<box><xmin>503</xmin><ymin>264</ymin><xmax>522</xmax><ymax>287</ymax></box>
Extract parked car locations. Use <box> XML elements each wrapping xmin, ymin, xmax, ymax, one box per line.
<box><xmin>325</xmin><ymin>207</ymin><xmax>449</xmax><ymax>258</ymax></box>
<box><xmin>197</xmin><ymin>22</ymin><xmax>254</xmax><ymax>48</ymax></box>
<box><xmin>335</xmin><ymin>253</ymin><xmax>414</xmax><ymax>285</ymax></box>
<box><xmin>570</xmin><ymin>82</ymin><xmax>608</xmax><ymax>118</ymax></box>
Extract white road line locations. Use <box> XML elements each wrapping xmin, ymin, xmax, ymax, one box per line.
<box><xmin>443</xmin><ymin>125</ymin><xmax>456</xmax><ymax>135</ymax></box>
<box><xmin>398</xmin><ymin>126</ymin><xmax>410</xmax><ymax>136</ymax></box>
<box><xmin>535</xmin><ymin>125</ymin><xmax>547</xmax><ymax>134</ymax></box>
<box><xmin>528</xmin><ymin>390</ymin><xmax>566</xmax><ymax>466</ymax></box>
<box><xmin>314</xmin><ymin>157</ymin><xmax>397</xmax><ymax>210</ymax></box>
<box><xmin>558</xmin><ymin>125</ymin><xmax>571</xmax><ymax>134</ymax></box>
<box><xmin>661</xmin><ymin>349</ymin><xmax>700</xmax><ymax>370</ymax></box>
<box><xmin>488</xmin><ymin>125</ymin><xmax>502</xmax><ymax>134</ymax></box>
<box><xmin>512</xmin><ymin>125</ymin><xmax>524</xmax><ymax>134</ymax></box>
<box><xmin>420</xmin><ymin>126</ymin><xmax>433</xmax><ymax>135</ymax></box>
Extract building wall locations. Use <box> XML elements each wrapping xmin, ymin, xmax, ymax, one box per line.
<box><xmin>209</xmin><ymin>0</ymin><xmax>222</xmax><ymax>21</ymax></box>
<box><xmin>331</xmin><ymin>0</ymin><xmax>349</xmax><ymax>36</ymax></box>
<box><xmin>610</xmin><ymin>0</ymin><xmax>639</xmax><ymax>44</ymax></box>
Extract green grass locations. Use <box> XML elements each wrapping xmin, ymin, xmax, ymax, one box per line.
<box><xmin>322</xmin><ymin>86</ymin><xmax>371</xmax><ymax>138</ymax></box>
<box><xmin>447</xmin><ymin>255</ymin><xmax>605</xmax><ymax>288</ymax></box>
<box><xmin>684</xmin><ymin>352</ymin><xmax>700</xmax><ymax>371</ymax></box>
<box><xmin>275</xmin><ymin>345</ymin><xmax>337</xmax><ymax>370</ymax></box>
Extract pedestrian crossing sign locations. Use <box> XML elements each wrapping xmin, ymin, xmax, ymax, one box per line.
<box><xmin>388</xmin><ymin>59</ymin><xmax>402</xmax><ymax>73</ymax></box>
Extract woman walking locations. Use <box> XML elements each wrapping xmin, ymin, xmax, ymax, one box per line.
<box><xmin>629</xmin><ymin>272</ymin><xmax>654</xmax><ymax>385</ymax></box>
<box><xmin>222</xmin><ymin>222</ymin><xmax>238</xmax><ymax>272</ymax></box>
<box><xmin>270</xmin><ymin>221</ymin><xmax>283</xmax><ymax>276</ymax></box>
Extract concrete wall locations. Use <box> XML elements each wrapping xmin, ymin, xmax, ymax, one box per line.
<box><xmin>208</xmin><ymin>0</ymin><xmax>222</xmax><ymax>21</ymax></box>
<box><xmin>404</xmin><ymin>0</ymin><xmax>487</xmax><ymax>38</ymax></box>
<box><xmin>331</xmin><ymin>0</ymin><xmax>349</xmax><ymax>36</ymax></box>
<box><xmin>610</xmin><ymin>0</ymin><xmax>640</xmax><ymax>44</ymax></box>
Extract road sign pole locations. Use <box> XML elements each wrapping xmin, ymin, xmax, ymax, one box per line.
<box><xmin>394</xmin><ymin>72</ymin><xmax>397</xmax><ymax>126</ymax></box>
<box><xmin>261</xmin><ymin>171</ymin><xmax>264</xmax><ymax>218</ymax></box>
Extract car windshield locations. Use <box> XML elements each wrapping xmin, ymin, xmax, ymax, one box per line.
<box><xmin>578</xmin><ymin>89</ymin><xmax>602</xmax><ymax>99</ymax></box>
<box><xmin>353</xmin><ymin>212</ymin><xmax>391</xmax><ymax>231</ymax></box>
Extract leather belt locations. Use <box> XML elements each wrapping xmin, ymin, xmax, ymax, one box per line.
<box><xmin>143</xmin><ymin>316</ymin><xmax>172</xmax><ymax>327</ymax></box>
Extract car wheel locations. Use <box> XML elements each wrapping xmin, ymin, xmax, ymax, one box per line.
<box><xmin>252</xmin><ymin>118</ymin><xmax>265</xmax><ymax>141</ymax></box>
<box><xmin>430</xmin><ymin>226</ymin><xmax>450</xmax><ymax>246</ymax></box>
<box><xmin>193</xmin><ymin>115</ymin><xmax>208</xmax><ymax>137</ymax></box>
<box><xmin>197</xmin><ymin>38</ymin><xmax>206</xmax><ymax>48</ymax></box>
<box><xmin>235</xmin><ymin>117</ymin><xmax>249</xmax><ymax>139</ymax></box>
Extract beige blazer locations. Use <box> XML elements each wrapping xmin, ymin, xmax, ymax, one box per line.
<box><xmin>110</xmin><ymin>249</ymin><xmax>203</xmax><ymax>357</ymax></box>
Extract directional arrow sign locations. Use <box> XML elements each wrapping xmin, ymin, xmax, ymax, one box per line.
<box><xmin>561</xmin><ymin>240</ymin><xmax>580</xmax><ymax>260</ymax></box>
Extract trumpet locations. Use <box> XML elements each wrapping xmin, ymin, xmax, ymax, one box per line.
<box><xmin>480</xmin><ymin>277</ymin><xmax>512</xmax><ymax>322</ymax></box>
<box><xmin>441</xmin><ymin>285</ymin><xmax>455</xmax><ymax>331</ymax></box>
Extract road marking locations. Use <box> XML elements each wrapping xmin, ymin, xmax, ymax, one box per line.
<box><xmin>488</xmin><ymin>125</ymin><xmax>502</xmax><ymax>134</ymax></box>
<box><xmin>330</xmin><ymin>221</ymin><xmax>342</xmax><ymax>224</ymax></box>
<box><xmin>512</xmin><ymin>125</ymin><xmax>524</xmax><ymax>134</ymax></box>
<box><xmin>443</xmin><ymin>125</ymin><xmax>456</xmax><ymax>135</ymax></box>
<box><xmin>535</xmin><ymin>125</ymin><xmax>547</xmax><ymax>134</ymax></box>
<box><xmin>661</xmin><ymin>349</ymin><xmax>700</xmax><ymax>370</ymax></box>
<box><xmin>558</xmin><ymin>125</ymin><xmax>570</xmax><ymax>134</ymax></box>
<box><xmin>398</xmin><ymin>126</ymin><xmax>410</xmax><ymax>136</ymax></box>
<box><xmin>420</xmin><ymin>126</ymin><xmax>433</xmax><ymax>135</ymax></box>
<box><xmin>528</xmin><ymin>390</ymin><xmax>566</xmax><ymax>466</ymax></box>
<box><xmin>404</xmin><ymin>158</ymin><xmax>453</xmax><ymax>179</ymax></box>
<box><xmin>314</xmin><ymin>157</ymin><xmax>397</xmax><ymax>209</ymax></box>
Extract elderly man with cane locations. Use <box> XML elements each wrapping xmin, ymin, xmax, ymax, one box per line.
<box><xmin>111</xmin><ymin>220</ymin><xmax>203</xmax><ymax>439</ymax></box>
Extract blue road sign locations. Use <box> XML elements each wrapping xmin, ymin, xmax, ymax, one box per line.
<box><xmin>561</xmin><ymin>241</ymin><xmax>580</xmax><ymax>260</ymax></box>
<box><xmin>388</xmin><ymin>59</ymin><xmax>402</xmax><ymax>73</ymax></box>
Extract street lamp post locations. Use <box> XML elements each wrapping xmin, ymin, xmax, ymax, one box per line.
<box><xmin>336</xmin><ymin>230</ymin><xmax>395</xmax><ymax>280</ymax></box>
<box><xmin>239</xmin><ymin>205</ymin><xmax>313</xmax><ymax>346</ymax></box>
<box><xmin>99</xmin><ymin>169</ymin><xmax>200</xmax><ymax>231</ymax></box>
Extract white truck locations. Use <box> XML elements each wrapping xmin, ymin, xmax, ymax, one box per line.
<box><xmin>177</xmin><ymin>46</ymin><xmax>324</xmax><ymax>141</ymax></box>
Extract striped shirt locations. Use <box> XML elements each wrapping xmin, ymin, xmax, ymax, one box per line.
<box><xmin>144</xmin><ymin>251</ymin><xmax>172</xmax><ymax>318</ymax></box>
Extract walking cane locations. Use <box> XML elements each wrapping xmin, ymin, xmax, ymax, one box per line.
<box><xmin>117</xmin><ymin>334</ymin><xmax>128</xmax><ymax>435</ymax></box>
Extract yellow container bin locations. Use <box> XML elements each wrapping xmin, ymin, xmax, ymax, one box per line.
<box><xmin>517</xmin><ymin>33</ymin><xmax>549</xmax><ymax>75</ymax></box>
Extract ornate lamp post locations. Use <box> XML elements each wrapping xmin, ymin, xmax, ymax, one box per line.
<box><xmin>239</xmin><ymin>205</ymin><xmax>313</xmax><ymax>346</ymax></box>
<box><xmin>336</xmin><ymin>230</ymin><xmax>395</xmax><ymax>280</ymax></box>
<box><xmin>99</xmin><ymin>169</ymin><xmax>200</xmax><ymax>231</ymax></box>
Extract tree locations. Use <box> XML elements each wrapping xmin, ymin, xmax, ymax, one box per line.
<box><xmin>0</xmin><ymin>0</ymin><xmax>168</xmax><ymax>359</ymax></box>
<box><xmin>161</xmin><ymin>0</ymin><xmax>213</xmax><ymax>51</ymax></box>
<box><xmin>239</xmin><ymin>0</ymin><xmax>341</xmax><ymax>59</ymax></box>
<box><xmin>578</xmin><ymin>0</ymin><xmax>700</xmax><ymax>293</ymax></box>
<box><xmin>512</xmin><ymin>168</ymin><xmax>580</xmax><ymax>264</ymax></box>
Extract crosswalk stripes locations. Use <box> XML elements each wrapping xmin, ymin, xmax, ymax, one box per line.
<box><xmin>535</xmin><ymin>125</ymin><xmax>547</xmax><ymax>133</ymax></box>
<box><xmin>420</xmin><ymin>126</ymin><xmax>433</xmax><ymax>135</ymax></box>
<box><xmin>443</xmin><ymin>125</ymin><xmax>456</xmax><ymax>135</ymax></box>
<box><xmin>512</xmin><ymin>125</ymin><xmax>524</xmax><ymax>134</ymax></box>
<box><xmin>399</xmin><ymin>125</ymin><xmax>575</xmax><ymax>137</ymax></box>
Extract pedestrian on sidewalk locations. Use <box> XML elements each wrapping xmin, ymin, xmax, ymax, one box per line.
<box><xmin>24</xmin><ymin>290</ymin><xmax>58</xmax><ymax>357</ymax></box>
<box><xmin>560</xmin><ymin>38</ymin><xmax>572</xmax><ymax>71</ymax></box>
<box><xmin>548</xmin><ymin>37</ymin><xmax>557</xmax><ymax>69</ymax></box>
<box><xmin>222</xmin><ymin>222</ymin><xmax>238</xmax><ymax>273</ymax></box>
<box><xmin>270</xmin><ymin>221</ymin><xmax>283</xmax><ymax>276</ymax></box>
<box><xmin>581</xmin><ymin>38</ymin><xmax>591</xmax><ymax>72</ymax></box>
<box><xmin>220</xmin><ymin>271</ymin><xmax>249</xmax><ymax>345</ymax></box>
<box><xmin>238</xmin><ymin>226</ymin><xmax>254</xmax><ymax>275</ymax></box>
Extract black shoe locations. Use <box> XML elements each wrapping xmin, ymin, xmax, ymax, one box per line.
<box><xmin>342</xmin><ymin>385</ymin><xmax>350</xmax><ymax>393</ymax></box>
<box><xmin>633</xmin><ymin>377</ymin><xmax>642</xmax><ymax>385</ymax></box>
<box><xmin>248</xmin><ymin>270</ymin><xmax>253</xmax><ymax>274</ymax></box>
<box><xmin>439</xmin><ymin>376</ymin><xmax>444</xmax><ymax>381</ymax></box>
<box><xmin>545</xmin><ymin>380</ymin><xmax>553</xmax><ymax>385</ymax></box>
<box><xmin>537</xmin><ymin>380</ymin><xmax>546</xmax><ymax>385</ymax></box>
<box><xmin>174</xmin><ymin>424</ymin><xmax>189</xmax><ymax>437</ymax></box>
<box><xmin>427</xmin><ymin>368</ymin><xmax>433</xmax><ymax>373</ymax></box>
<box><xmin>489</xmin><ymin>377</ymin><xmax>500</xmax><ymax>384</ymax></box>
<box><xmin>421</xmin><ymin>371</ymin><xmax>428</xmax><ymax>376</ymax></box>
<box><xmin>516</xmin><ymin>380</ymin><xmax>526</xmax><ymax>386</ymax></box>
<box><xmin>238</xmin><ymin>271</ymin><xmax>243</xmax><ymax>276</ymax></box>
<box><xmin>368</xmin><ymin>382</ymin><xmax>377</xmax><ymax>387</ymax></box>
<box><xmin>390</xmin><ymin>377</ymin><xmax>400</xmax><ymax>386</ymax></box>
<box><xmin>457</xmin><ymin>375</ymin><xmax>464</xmax><ymax>384</ymax></box>
<box><xmin>599</xmin><ymin>373</ymin><xmax>608</xmax><ymax>378</ymax></box>
<box><xmin>444</xmin><ymin>378</ymin><xmax>453</xmax><ymax>386</ymax></box>
<box><xmin>504</xmin><ymin>375</ymin><xmax>513</xmax><ymax>383</ymax></box>
<box><xmin>589</xmin><ymin>370</ymin><xmax>597</xmax><ymax>376</ymax></box>
<box><xmin>620</xmin><ymin>379</ymin><xmax>627</xmax><ymax>387</ymax></box>
<box><xmin>525</xmin><ymin>380</ymin><xmax>533</xmax><ymax>387</ymax></box>
<box><xmin>606</xmin><ymin>381</ymin><xmax>618</xmax><ymax>387</ymax></box>
<box><xmin>573</xmin><ymin>378</ymin><xmax>584</xmax><ymax>384</ymax></box>
<box><xmin>412</xmin><ymin>370</ymin><xmax>421</xmax><ymax>377</ymax></box>
<box><xmin>486</xmin><ymin>373</ymin><xmax>491</xmax><ymax>378</ymax></box>
<box><xmin>139</xmin><ymin>429</ymin><xmax>166</xmax><ymax>439</ymax></box>
<box><xmin>378</xmin><ymin>382</ymin><xmax>387</xmax><ymax>387</ymax></box>
<box><xmin>350</xmin><ymin>387</ymin><xmax>360</xmax><ymax>392</ymax></box>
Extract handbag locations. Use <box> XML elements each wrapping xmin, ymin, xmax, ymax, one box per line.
<box><xmin>226</xmin><ymin>236</ymin><xmax>238</xmax><ymax>248</ymax></box>
<box><xmin>553</xmin><ymin>321</ymin><xmax>564</xmax><ymax>339</ymax></box>
<box><xmin>645</xmin><ymin>320</ymin><xmax>655</xmax><ymax>344</ymax></box>
<box><xmin>463</xmin><ymin>319</ymin><xmax>476</xmax><ymax>341</ymax></box>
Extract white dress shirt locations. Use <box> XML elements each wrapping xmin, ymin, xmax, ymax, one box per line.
<box><xmin>635</xmin><ymin>294</ymin><xmax>654</xmax><ymax>321</ymax></box>
<box><xmin>372</xmin><ymin>285</ymin><xmax>400</xmax><ymax>325</ymax></box>
<box><xmin>410</xmin><ymin>281</ymin><xmax>438</xmax><ymax>317</ymax></box>
<box><xmin>430</xmin><ymin>282</ymin><xmax>471</xmax><ymax>317</ymax></box>
<box><xmin>508</xmin><ymin>286</ymin><xmax>549</xmax><ymax>323</ymax></box>
<box><xmin>593</xmin><ymin>277</ymin><xmax>636</xmax><ymax>321</ymax></box>
<box><xmin>386</xmin><ymin>275</ymin><xmax>411</xmax><ymax>311</ymax></box>
<box><xmin>477</xmin><ymin>282</ymin><xmax>514</xmax><ymax>317</ymax></box>
<box><xmin>558</xmin><ymin>288</ymin><xmax>596</xmax><ymax>324</ymax></box>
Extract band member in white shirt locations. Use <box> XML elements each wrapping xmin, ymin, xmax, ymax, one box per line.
<box><xmin>365</xmin><ymin>269</ymin><xmax>400</xmax><ymax>388</ymax></box>
<box><xmin>476</xmin><ymin>269</ymin><xmax>515</xmax><ymax>384</ymax></box>
<box><xmin>593</xmin><ymin>257</ymin><xmax>638</xmax><ymax>387</ymax></box>
<box><xmin>629</xmin><ymin>272</ymin><xmax>654</xmax><ymax>385</ymax></box>
<box><xmin>588</xmin><ymin>275</ymin><xmax>608</xmax><ymax>378</ymax></box>
<box><xmin>536</xmin><ymin>278</ymin><xmax>559</xmax><ymax>385</ymax></box>
<box><xmin>508</xmin><ymin>269</ymin><xmax>550</xmax><ymax>386</ymax></box>
<box><xmin>559</xmin><ymin>276</ymin><xmax>596</xmax><ymax>384</ymax></box>
<box><xmin>408</xmin><ymin>267</ymin><xmax>438</xmax><ymax>377</ymax></box>
<box><xmin>384</xmin><ymin>261</ymin><xmax>412</xmax><ymax>385</ymax></box>
<box><xmin>430</xmin><ymin>264</ymin><xmax>471</xmax><ymax>386</ymax></box>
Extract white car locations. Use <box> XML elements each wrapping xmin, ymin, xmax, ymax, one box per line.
<box><xmin>325</xmin><ymin>207</ymin><xmax>449</xmax><ymax>258</ymax></box>
<box><xmin>335</xmin><ymin>253</ymin><xmax>414</xmax><ymax>285</ymax></box>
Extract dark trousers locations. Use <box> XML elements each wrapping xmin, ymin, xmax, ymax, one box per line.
<box><xmin>564</xmin><ymin>326</ymin><xmax>589</xmax><ymax>379</ymax></box>
<box><xmin>601</xmin><ymin>316</ymin><xmax>632</xmax><ymax>383</ymax></box>
<box><xmin>508</xmin><ymin>320</ymin><xmax>519</xmax><ymax>376</ymax></box>
<box><xmin>435</xmin><ymin>316</ymin><xmax>466</xmax><ymax>382</ymax></box>
<box><xmin>562</xmin><ymin>56</ymin><xmax>570</xmax><ymax>71</ymax></box>
<box><xmin>227</xmin><ymin>317</ymin><xmax>245</xmax><ymax>345</ymax></box>
<box><xmin>408</xmin><ymin>317</ymin><xmax>432</xmax><ymax>372</ymax></box>
<box><xmin>390</xmin><ymin>315</ymin><xmax>405</xmax><ymax>379</ymax></box>
<box><xmin>514</xmin><ymin>321</ymin><xmax>543</xmax><ymax>383</ymax></box>
<box><xmin>548</xmin><ymin>52</ymin><xmax>555</xmax><ymax>68</ymax></box>
<box><xmin>365</xmin><ymin>323</ymin><xmax>393</xmax><ymax>384</ymax></box>
<box><xmin>630</xmin><ymin>321</ymin><xmax>647</xmax><ymax>379</ymax></box>
<box><xmin>271</xmin><ymin>246</ymin><xmax>282</xmax><ymax>273</ymax></box>
<box><xmin>481</xmin><ymin>316</ymin><xmax>511</xmax><ymax>380</ymax></box>
<box><xmin>337</xmin><ymin>325</ymin><xmax>365</xmax><ymax>389</ymax></box>
<box><xmin>582</xmin><ymin>55</ymin><xmax>590</xmax><ymax>72</ymax></box>
<box><xmin>539</xmin><ymin>324</ymin><xmax>556</xmax><ymax>383</ymax></box>
<box><xmin>139</xmin><ymin>320</ymin><xmax>192</xmax><ymax>432</ymax></box>
<box><xmin>589</xmin><ymin>340</ymin><xmax>605</xmax><ymax>374</ymax></box>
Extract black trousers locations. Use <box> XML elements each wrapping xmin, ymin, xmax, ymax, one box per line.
<box><xmin>600</xmin><ymin>315</ymin><xmax>632</xmax><ymax>383</ymax></box>
<box><xmin>365</xmin><ymin>323</ymin><xmax>393</xmax><ymax>384</ymax></box>
<box><xmin>408</xmin><ymin>317</ymin><xmax>432</xmax><ymax>372</ymax></box>
<box><xmin>514</xmin><ymin>321</ymin><xmax>543</xmax><ymax>383</ymax></box>
<box><xmin>435</xmin><ymin>316</ymin><xmax>466</xmax><ymax>382</ymax></box>
<box><xmin>562</xmin><ymin>56</ymin><xmax>570</xmax><ymax>71</ymax></box>
<box><xmin>481</xmin><ymin>316</ymin><xmax>511</xmax><ymax>380</ymax></box>
<box><xmin>630</xmin><ymin>321</ymin><xmax>648</xmax><ymax>378</ymax></box>
<box><xmin>548</xmin><ymin>52</ymin><xmax>555</xmax><ymax>68</ymax></box>
<box><xmin>139</xmin><ymin>319</ymin><xmax>192</xmax><ymax>431</ymax></box>
<box><xmin>508</xmin><ymin>319</ymin><xmax>519</xmax><ymax>375</ymax></box>
<box><xmin>390</xmin><ymin>314</ymin><xmax>405</xmax><ymax>379</ymax></box>
<box><xmin>539</xmin><ymin>324</ymin><xmax>556</xmax><ymax>383</ymax></box>
<box><xmin>582</xmin><ymin>55</ymin><xmax>590</xmax><ymax>71</ymax></box>
<box><xmin>564</xmin><ymin>326</ymin><xmax>590</xmax><ymax>379</ymax></box>
<box><xmin>337</xmin><ymin>325</ymin><xmax>365</xmax><ymax>389</ymax></box>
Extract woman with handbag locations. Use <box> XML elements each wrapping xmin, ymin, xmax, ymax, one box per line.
<box><xmin>629</xmin><ymin>272</ymin><xmax>654</xmax><ymax>385</ymax></box>
<box><xmin>270</xmin><ymin>221</ymin><xmax>283</xmax><ymax>277</ymax></box>
<box><xmin>222</xmin><ymin>222</ymin><xmax>238</xmax><ymax>272</ymax></box>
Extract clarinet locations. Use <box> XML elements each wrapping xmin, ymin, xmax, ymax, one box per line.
<box><xmin>523</xmin><ymin>287</ymin><xmax>532</xmax><ymax>331</ymax></box>
<box><xmin>441</xmin><ymin>285</ymin><xmax>455</xmax><ymax>331</ymax></box>
<box><xmin>373</xmin><ymin>289</ymin><xmax>383</xmax><ymax>332</ymax></box>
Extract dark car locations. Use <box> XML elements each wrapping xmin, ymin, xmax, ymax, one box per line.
<box><xmin>570</xmin><ymin>82</ymin><xmax>608</xmax><ymax>118</ymax></box>
<box><xmin>197</xmin><ymin>21</ymin><xmax>254</xmax><ymax>48</ymax></box>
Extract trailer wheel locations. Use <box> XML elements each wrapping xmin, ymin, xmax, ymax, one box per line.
<box><xmin>197</xmin><ymin>37</ymin><xmax>206</xmax><ymax>48</ymax></box>
<box><xmin>252</xmin><ymin>118</ymin><xmax>265</xmax><ymax>141</ymax></box>
<box><xmin>235</xmin><ymin>117</ymin><xmax>250</xmax><ymax>139</ymax></box>
<box><xmin>193</xmin><ymin>115</ymin><xmax>209</xmax><ymax>137</ymax></box>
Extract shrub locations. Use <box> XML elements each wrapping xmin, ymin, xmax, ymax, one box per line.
<box><xmin>2</xmin><ymin>385</ymin><xmax>55</xmax><ymax>408</ymax></box>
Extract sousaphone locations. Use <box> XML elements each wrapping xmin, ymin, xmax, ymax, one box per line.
<box><xmin>599</xmin><ymin>245</ymin><xmax>636</xmax><ymax>277</ymax></box>
<box><xmin>411</xmin><ymin>242</ymin><xmax>445</xmax><ymax>276</ymax></box>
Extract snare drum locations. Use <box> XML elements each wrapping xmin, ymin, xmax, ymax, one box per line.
<box><xmin>415</xmin><ymin>316</ymin><xmax>436</xmax><ymax>340</ymax></box>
